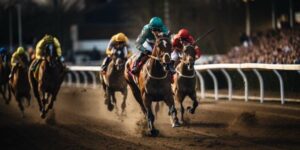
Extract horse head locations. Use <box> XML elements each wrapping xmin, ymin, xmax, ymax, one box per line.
<box><xmin>153</xmin><ymin>34</ymin><xmax>172</xmax><ymax>71</ymax></box>
<box><xmin>112</xmin><ymin>48</ymin><xmax>126</xmax><ymax>71</ymax></box>
<box><xmin>182</xmin><ymin>43</ymin><xmax>196</xmax><ymax>71</ymax></box>
<box><xmin>44</xmin><ymin>44</ymin><xmax>58</xmax><ymax>68</ymax></box>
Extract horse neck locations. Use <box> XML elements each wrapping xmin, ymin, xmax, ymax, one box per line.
<box><xmin>16</xmin><ymin>66</ymin><xmax>27</xmax><ymax>78</ymax></box>
<box><xmin>178</xmin><ymin>61</ymin><xmax>194</xmax><ymax>75</ymax></box>
<box><xmin>147</xmin><ymin>58</ymin><xmax>165</xmax><ymax>76</ymax></box>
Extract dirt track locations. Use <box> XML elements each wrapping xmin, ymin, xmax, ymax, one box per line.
<box><xmin>0</xmin><ymin>87</ymin><xmax>300</xmax><ymax>150</ymax></box>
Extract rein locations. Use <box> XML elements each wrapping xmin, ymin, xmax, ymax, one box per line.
<box><xmin>175</xmin><ymin>67</ymin><xmax>195</xmax><ymax>78</ymax></box>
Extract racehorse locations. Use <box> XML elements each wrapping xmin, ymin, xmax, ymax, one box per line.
<box><xmin>29</xmin><ymin>46</ymin><xmax>66</xmax><ymax>119</ymax></box>
<box><xmin>9</xmin><ymin>56</ymin><xmax>31</xmax><ymax>117</ymax></box>
<box><xmin>173</xmin><ymin>44</ymin><xmax>199</xmax><ymax>123</ymax></box>
<box><xmin>0</xmin><ymin>56</ymin><xmax>11</xmax><ymax>103</ymax></box>
<box><xmin>100</xmin><ymin>49</ymin><xmax>128</xmax><ymax>113</ymax></box>
<box><xmin>125</xmin><ymin>34</ymin><xmax>180</xmax><ymax>137</ymax></box>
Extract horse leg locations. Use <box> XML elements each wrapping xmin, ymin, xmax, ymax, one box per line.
<box><xmin>32</xmin><ymin>84</ymin><xmax>42</xmax><ymax>112</ymax></box>
<box><xmin>176</xmin><ymin>92</ymin><xmax>185</xmax><ymax>124</ymax></box>
<box><xmin>26</xmin><ymin>93</ymin><xmax>31</xmax><ymax>107</ymax></box>
<box><xmin>121</xmin><ymin>88</ymin><xmax>127</xmax><ymax>115</ymax></box>
<box><xmin>127</xmin><ymin>81</ymin><xmax>146</xmax><ymax>115</ymax></box>
<box><xmin>164</xmin><ymin>94</ymin><xmax>180</xmax><ymax>128</ymax></box>
<box><xmin>143</xmin><ymin>93</ymin><xmax>159</xmax><ymax>137</ymax></box>
<box><xmin>48</xmin><ymin>95</ymin><xmax>55</xmax><ymax>110</ymax></box>
<box><xmin>40</xmin><ymin>92</ymin><xmax>47</xmax><ymax>118</ymax></box>
<box><xmin>16</xmin><ymin>97</ymin><xmax>25</xmax><ymax>118</ymax></box>
<box><xmin>106</xmin><ymin>87</ymin><xmax>114</xmax><ymax>111</ymax></box>
<box><xmin>112</xmin><ymin>91</ymin><xmax>119</xmax><ymax>114</ymax></box>
<box><xmin>154</xmin><ymin>102</ymin><xmax>160</xmax><ymax>119</ymax></box>
<box><xmin>187</xmin><ymin>92</ymin><xmax>198</xmax><ymax>114</ymax></box>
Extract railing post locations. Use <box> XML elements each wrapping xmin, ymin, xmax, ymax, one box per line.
<box><xmin>221</xmin><ymin>69</ymin><xmax>232</xmax><ymax>101</ymax></box>
<box><xmin>87</xmin><ymin>71</ymin><xmax>97</xmax><ymax>89</ymax></box>
<box><xmin>207</xmin><ymin>69</ymin><xmax>218</xmax><ymax>101</ymax></box>
<box><xmin>253</xmin><ymin>69</ymin><xmax>264</xmax><ymax>103</ymax></box>
<box><xmin>74</xmin><ymin>71</ymin><xmax>81</xmax><ymax>87</ymax></box>
<box><xmin>67</xmin><ymin>72</ymin><xmax>73</xmax><ymax>87</ymax></box>
<box><xmin>237</xmin><ymin>68</ymin><xmax>248</xmax><ymax>102</ymax></box>
<box><xmin>79</xmin><ymin>71</ymin><xmax>88</xmax><ymax>88</ymax></box>
<box><xmin>273</xmin><ymin>70</ymin><xmax>285</xmax><ymax>104</ymax></box>
<box><xmin>195</xmin><ymin>71</ymin><xmax>205</xmax><ymax>100</ymax></box>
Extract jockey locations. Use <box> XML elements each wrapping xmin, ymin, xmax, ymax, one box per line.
<box><xmin>31</xmin><ymin>34</ymin><xmax>63</xmax><ymax>71</ymax></box>
<box><xmin>0</xmin><ymin>47</ymin><xmax>9</xmax><ymax>64</ymax></box>
<box><xmin>131</xmin><ymin>17</ymin><xmax>174</xmax><ymax>74</ymax></box>
<box><xmin>101</xmin><ymin>32</ymin><xmax>132</xmax><ymax>72</ymax></box>
<box><xmin>9</xmin><ymin>47</ymin><xmax>29</xmax><ymax>79</ymax></box>
<box><xmin>171</xmin><ymin>28</ymin><xmax>201</xmax><ymax>65</ymax></box>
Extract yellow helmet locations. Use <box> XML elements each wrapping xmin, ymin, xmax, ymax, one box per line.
<box><xmin>115</xmin><ymin>33</ymin><xmax>127</xmax><ymax>42</ymax></box>
<box><xmin>17</xmin><ymin>47</ymin><xmax>25</xmax><ymax>54</ymax></box>
<box><xmin>43</xmin><ymin>34</ymin><xmax>53</xmax><ymax>42</ymax></box>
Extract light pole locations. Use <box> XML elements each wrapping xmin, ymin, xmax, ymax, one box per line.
<box><xmin>271</xmin><ymin>0</ymin><xmax>276</xmax><ymax>29</ymax></box>
<box><xmin>243</xmin><ymin>0</ymin><xmax>254</xmax><ymax>36</ymax></box>
<box><xmin>289</xmin><ymin>0</ymin><xmax>294</xmax><ymax>28</ymax></box>
<box><xmin>164</xmin><ymin>0</ymin><xmax>170</xmax><ymax>29</ymax></box>
<box><xmin>16</xmin><ymin>4</ymin><xmax>22</xmax><ymax>46</ymax></box>
<box><xmin>8</xmin><ymin>7</ymin><xmax>13</xmax><ymax>50</ymax></box>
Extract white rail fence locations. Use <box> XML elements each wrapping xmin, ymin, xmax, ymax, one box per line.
<box><xmin>64</xmin><ymin>64</ymin><xmax>300</xmax><ymax>104</ymax></box>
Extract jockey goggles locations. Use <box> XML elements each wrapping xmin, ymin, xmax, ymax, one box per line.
<box><xmin>151</xmin><ymin>27</ymin><xmax>162</xmax><ymax>32</ymax></box>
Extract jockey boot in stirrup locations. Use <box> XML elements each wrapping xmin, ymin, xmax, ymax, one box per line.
<box><xmin>101</xmin><ymin>57</ymin><xmax>111</xmax><ymax>72</ymax></box>
<box><xmin>9</xmin><ymin>66</ymin><xmax>17</xmax><ymax>80</ymax></box>
<box><xmin>131</xmin><ymin>53</ymin><xmax>145</xmax><ymax>75</ymax></box>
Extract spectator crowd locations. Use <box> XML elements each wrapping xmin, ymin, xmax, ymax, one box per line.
<box><xmin>215</xmin><ymin>29</ymin><xmax>300</xmax><ymax>64</ymax></box>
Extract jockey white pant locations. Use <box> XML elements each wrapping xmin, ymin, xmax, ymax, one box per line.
<box><xmin>142</xmin><ymin>41</ymin><xmax>154</xmax><ymax>52</ymax></box>
<box><xmin>171</xmin><ymin>50</ymin><xmax>182</xmax><ymax>61</ymax></box>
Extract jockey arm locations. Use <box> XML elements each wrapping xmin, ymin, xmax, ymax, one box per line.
<box><xmin>35</xmin><ymin>39</ymin><xmax>44</xmax><ymax>59</ymax></box>
<box><xmin>35</xmin><ymin>37</ymin><xmax>62</xmax><ymax>59</ymax></box>
<box><xmin>11</xmin><ymin>53</ymin><xmax>20</xmax><ymax>67</ymax></box>
<box><xmin>106</xmin><ymin>38</ymin><xmax>114</xmax><ymax>57</ymax></box>
<box><xmin>53</xmin><ymin>37</ymin><xmax>62</xmax><ymax>57</ymax></box>
<box><xmin>136</xmin><ymin>28</ymin><xmax>148</xmax><ymax>53</ymax></box>
<box><xmin>189</xmin><ymin>36</ymin><xmax>202</xmax><ymax>59</ymax></box>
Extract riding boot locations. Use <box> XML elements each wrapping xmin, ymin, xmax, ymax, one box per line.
<box><xmin>131</xmin><ymin>53</ymin><xmax>146</xmax><ymax>75</ymax></box>
<box><xmin>101</xmin><ymin>57</ymin><xmax>111</xmax><ymax>72</ymax></box>
<box><xmin>9</xmin><ymin>66</ymin><xmax>17</xmax><ymax>80</ymax></box>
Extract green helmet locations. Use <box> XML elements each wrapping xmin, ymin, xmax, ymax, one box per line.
<box><xmin>17</xmin><ymin>47</ymin><xmax>25</xmax><ymax>54</ymax></box>
<box><xmin>149</xmin><ymin>17</ymin><xmax>164</xmax><ymax>30</ymax></box>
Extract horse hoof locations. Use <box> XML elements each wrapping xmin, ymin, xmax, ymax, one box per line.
<box><xmin>149</xmin><ymin>129</ymin><xmax>159</xmax><ymax>137</ymax></box>
<box><xmin>40</xmin><ymin>111</ymin><xmax>46</xmax><ymax>119</ymax></box>
<box><xmin>187</xmin><ymin>106</ymin><xmax>195</xmax><ymax>114</ymax></box>
<box><xmin>172</xmin><ymin>122</ymin><xmax>180</xmax><ymax>128</ymax></box>
<box><xmin>107</xmin><ymin>104</ymin><xmax>114</xmax><ymax>112</ymax></box>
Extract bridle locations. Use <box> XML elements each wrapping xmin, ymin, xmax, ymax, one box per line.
<box><xmin>145</xmin><ymin>37</ymin><xmax>171</xmax><ymax>80</ymax></box>
<box><xmin>176</xmin><ymin>44</ymin><xmax>196</xmax><ymax>78</ymax></box>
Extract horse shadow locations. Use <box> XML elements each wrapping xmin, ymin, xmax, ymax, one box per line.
<box><xmin>186</xmin><ymin>121</ymin><xmax>228</xmax><ymax>128</ymax></box>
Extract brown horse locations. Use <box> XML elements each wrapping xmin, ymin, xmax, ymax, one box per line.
<box><xmin>9</xmin><ymin>56</ymin><xmax>31</xmax><ymax>117</ymax></box>
<box><xmin>0</xmin><ymin>56</ymin><xmax>11</xmax><ymax>103</ymax></box>
<box><xmin>100</xmin><ymin>49</ymin><xmax>127</xmax><ymax>113</ymax></box>
<box><xmin>125</xmin><ymin>35</ymin><xmax>180</xmax><ymax>137</ymax></box>
<box><xmin>29</xmin><ymin>48</ymin><xmax>66</xmax><ymax>119</ymax></box>
<box><xmin>174</xmin><ymin>44</ymin><xmax>198</xmax><ymax>123</ymax></box>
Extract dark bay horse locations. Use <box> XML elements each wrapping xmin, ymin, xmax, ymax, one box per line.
<box><xmin>29</xmin><ymin>48</ymin><xmax>66</xmax><ymax>118</ymax></box>
<box><xmin>125</xmin><ymin>35</ymin><xmax>180</xmax><ymax>137</ymax></box>
<box><xmin>0</xmin><ymin>56</ymin><xmax>11</xmax><ymax>103</ymax></box>
<box><xmin>100</xmin><ymin>49</ymin><xmax>128</xmax><ymax>113</ymax></box>
<box><xmin>174</xmin><ymin>44</ymin><xmax>199</xmax><ymax>123</ymax></box>
<box><xmin>9</xmin><ymin>56</ymin><xmax>31</xmax><ymax>117</ymax></box>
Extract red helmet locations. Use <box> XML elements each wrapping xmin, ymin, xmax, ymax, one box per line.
<box><xmin>178</xmin><ymin>28</ymin><xmax>190</xmax><ymax>39</ymax></box>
